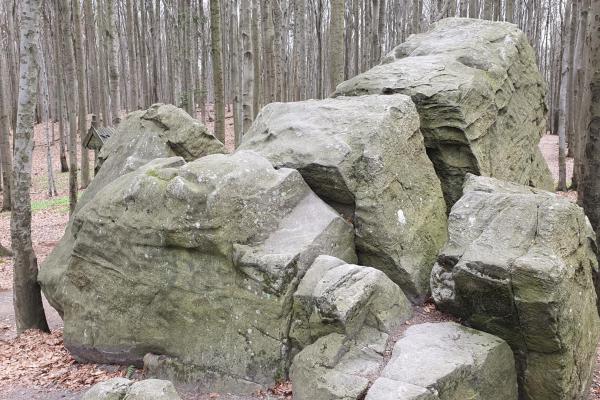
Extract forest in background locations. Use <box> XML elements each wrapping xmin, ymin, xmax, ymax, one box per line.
<box><xmin>0</xmin><ymin>0</ymin><xmax>588</xmax><ymax>214</ymax></box>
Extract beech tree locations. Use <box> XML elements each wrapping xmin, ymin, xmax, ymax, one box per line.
<box><xmin>0</xmin><ymin>55</ymin><xmax>12</xmax><ymax>211</ymax></box>
<box><xmin>11</xmin><ymin>0</ymin><xmax>50</xmax><ymax>334</ymax></box>
<box><xmin>210</xmin><ymin>0</ymin><xmax>226</xmax><ymax>142</ymax></box>
<box><xmin>581</xmin><ymin>0</ymin><xmax>600</xmax><ymax>236</ymax></box>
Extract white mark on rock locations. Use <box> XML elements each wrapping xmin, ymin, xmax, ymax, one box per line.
<box><xmin>397</xmin><ymin>209</ymin><xmax>407</xmax><ymax>225</ymax></box>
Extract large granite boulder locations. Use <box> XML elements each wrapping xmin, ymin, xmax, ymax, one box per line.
<box><xmin>40</xmin><ymin>104</ymin><xmax>225</xmax><ymax>314</ymax></box>
<box><xmin>366</xmin><ymin>322</ymin><xmax>518</xmax><ymax>400</ymax></box>
<box><xmin>335</xmin><ymin>18</ymin><xmax>554</xmax><ymax>207</ymax></box>
<box><xmin>431</xmin><ymin>175</ymin><xmax>600</xmax><ymax>400</ymax></box>
<box><xmin>240</xmin><ymin>94</ymin><xmax>447</xmax><ymax>300</ymax></box>
<box><xmin>47</xmin><ymin>151</ymin><xmax>357</xmax><ymax>392</ymax></box>
<box><xmin>290</xmin><ymin>256</ymin><xmax>412</xmax><ymax>400</ymax></box>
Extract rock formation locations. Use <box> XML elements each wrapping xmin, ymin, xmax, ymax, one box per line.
<box><xmin>40</xmin><ymin>104</ymin><xmax>226</xmax><ymax>315</ymax></box>
<box><xmin>367</xmin><ymin>323</ymin><xmax>517</xmax><ymax>400</ymax></box>
<box><xmin>82</xmin><ymin>378</ymin><xmax>181</xmax><ymax>400</ymax></box>
<box><xmin>290</xmin><ymin>256</ymin><xmax>412</xmax><ymax>400</ymax></box>
<box><xmin>335</xmin><ymin>18</ymin><xmax>554</xmax><ymax>207</ymax></box>
<box><xmin>431</xmin><ymin>174</ymin><xmax>600</xmax><ymax>400</ymax></box>
<box><xmin>39</xmin><ymin>18</ymin><xmax>600</xmax><ymax>400</ymax></box>
<box><xmin>291</xmin><ymin>322</ymin><xmax>518</xmax><ymax>400</ymax></box>
<box><xmin>240</xmin><ymin>94</ymin><xmax>447</xmax><ymax>300</ymax></box>
<box><xmin>45</xmin><ymin>150</ymin><xmax>357</xmax><ymax>392</ymax></box>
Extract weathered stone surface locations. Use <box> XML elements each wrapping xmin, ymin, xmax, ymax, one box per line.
<box><xmin>290</xmin><ymin>333</ymin><xmax>374</xmax><ymax>400</ymax></box>
<box><xmin>82</xmin><ymin>378</ymin><xmax>181</xmax><ymax>400</ymax></box>
<box><xmin>291</xmin><ymin>255</ymin><xmax>412</xmax><ymax>348</ymax></box>
<box><xmin>40</xmin><ymin>104</ymin><xmax>225</xmax><ymax>315</ymax></box>
<box><xmin>365</xmin><ymin>322</ymin><xmax>517</xmax><ymax>400</ymax></box>
<box><xmin>290</xmin><ymin>256</ymin><xmax>412</xmax><ymax>400</ymax></box>
<box><xmin>82</xmin><ymin>378</ymin><xmax>132</xmax><ymax>400</ymax></box>
<box><xmin>45</xmin><ymin>151</ymin><xmax>356</xmax><ymax>391</ymax></box>
<box><xmin>335</xmin><ymin>18</ymin><xmax>554</xmax><ymax>207</ymax></box>
<box><xmin>431</xmin><ymin>174</ymin><xmax>600</xmax><ymax>400</ymax></box>
<box><xmin>124</xmin><ymin>379</ymin><xmax>181</xmax><ymax>400</ymax></box>
<box><xmin>240</xmin><ymin>94</ymin><xmax>447</xmax><ymax>300</ymax></box>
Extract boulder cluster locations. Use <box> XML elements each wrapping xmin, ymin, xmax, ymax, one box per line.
<box><xmin>41</xmin><ymin>18</ymin><xmax>599</xmax><ymax>400</ymax></box>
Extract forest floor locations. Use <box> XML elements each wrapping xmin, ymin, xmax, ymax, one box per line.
<box><xmin>0</xmin><ymin>118</ymin><xmax>593</xmax><ymax>399</ymax></box>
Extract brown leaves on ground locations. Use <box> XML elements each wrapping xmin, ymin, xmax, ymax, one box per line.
<box><xmin>0</xmin><ymin>329</ymin><xmax>124</xmax><ymax>391</ymax></box>
<box><xmin>268</xmin><ymin>381</ymin><xmax>292</xmax><ymax>399</ymax></box>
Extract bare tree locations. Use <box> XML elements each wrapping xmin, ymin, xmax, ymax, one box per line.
<box><xmin>106</xmin><ymin>0</ymin><xmax>121</xmax><ymax>124</ymax></box>
<box><xmin>329</xmin><ymin>0</ymin><xmax>345</xmax><ymax>92</ymax></box>
<box><xmin>557</xmin><ymin>0</ymin><xmax>573</xmax><ymax>191</ymax></box>
<box><xmin>241</xmin><ymin>0</ymin><xmax>254</xmax><ymax>134</ymax></box>
<box><xmin>210</xmin><ymin>0</ymin><xmax>225</xmax><ymax>142</ymax></box>
<box><xmin>0</xmin><ymin>55</ymin><xmax>12</xmax><ymax>211</ymax></box>
<box><xmin>582</xmin><ymin>0</ymin><xmax>600</xmax><ymax>236</ymax></box>
<box><xmin>11</xmin><ymin>0</ymin><xmax>50</xmax><ymax>334</ymax></box>
<box><xmin>72</xmin><ymin>0</ymin><xmax>90</xmax><ymax>188</ymax></box>
<box><xmin>58</xmin><ymin>0</ymin><xmax>78</xmax><ymax>215</ymax></box>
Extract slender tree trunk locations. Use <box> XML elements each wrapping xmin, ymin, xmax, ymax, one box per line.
<box><xmin>557</xmin><ymin>1</ymin><xmax>572</xmax><ymax>191</ymax></box>
<box><xmin>11</xmin><ymin>0</ymin><xmax>50</xmax><ymax>335</ymax></box>
<box><xmin>295</xmin><ymin>0</ymin><xmax>306</xmax><ymax>100</ymax></box>
<box><xmin>469</xmin><ymin>0</ymin><xmax>479</xmax><ymax>18</ymax></box>
<box><xmin>85</xmin><ymin>0</ymin><xmax>102</xmax><ymax>120</ymax></box>
<box><xmin>58</xmin><ymin>0</ymin><xmax>78</xmax><ymax>214</ymax></box>
<box><xmin>210</xmin><ymin>0</ymin><xmax>225</xmax><ymax>142</ymax></box>
<box><xmin>199</xmin><ymin>0</ymin><xmax>208</xmax><ymax>124</ymax></box>
<box><xmin>126</xmin><ymin>0</ymin><xmax>139</xmax><ymax>110</ymax></box>
<box><xmin>330</xmin><ymin>0</ymin><xmax>345</xmax><ymax>92</ymax></box>
<box><xmin>72</xmin><ymin>0</ymin><xmax>90</xmax><ymax>188</ymax></box>
<box><xmin>573</xmin><ymin>0</ymin><xmax>591</xmax><ymax>189</ymax></box>
<box><xmin>263</xmin><ymin>0</ymin><xmax>276</xmax><ymax>102</ymax></box>
<box><xmin>567</xmin><ymin>0</ymin><xmax>579</xmax><ymax>158</ymax></box>
<box><xmin>582</xmin><ymin>0</ymin><xmax>600</xmax><ymax>236</ymax></box>
<box><xmin>506</xmin><ymin>0</ymin><xmax>515</xmax><ymax>22</ymax></box>
<box><xmin>0</xmin><ymin>56</ymin><xmax>13</xmax><ymax>211</ymax></box>
<box><xmin>242</xmin><ymin>0</ymin><xmax>254</xmax><ymax>134</ymax></box>
<box><xmin>38</xmin><ymin>36</ymin><xmax>57</xmax><ymax>198</ymax></box>
<box><xmin>107</xmin><ymin>0</ymin><xmax>121</xmax><ymax>124</ymax></box>
<box><xmin>251</xmin><ymin>0</ymin><xmax>261</xmax><ymax>117</ymax></box>
<box><xmin>53</xmin><ymin>20</ymin><xmax>69</xmax><ymax>173</ymax></box>
<box><xmin>272</xmin><ymin>0</ymin><xmax>284</xmax><ymax>101</ymax></box>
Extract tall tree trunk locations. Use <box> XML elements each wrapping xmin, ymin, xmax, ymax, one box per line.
<box><xmin>53</xmin><ymin>18</ymin><xmax>69</xmax><ymax>173</ymax></box>
<box><xmin>58</xmin><ymin>0</ymin><xmax>79</xmax><ymax>214</ymax></box>
<box><xmin>199</xmin><ymin>0</ymin><xmax>208</xmax><ymax>124</ymax></box>
<box><xmin>0</xmin><ymin>55</ymin><xmax>13</xmax><ymax>211</ymax></box>
<box><xmin>11</xmin><ymin>0</ymin><xmax>50</xmax><ymax>334</ymax></box>
<box><xmin>295</xmin><ymin>0</ymin><xmax>306</xmax><ymax>100</ymax></box>
<box><xmin>38</xmin><ymin>36</ymin><xmax>57</xmax><ymax>198</ymax></box>
<box><xmin>582</xmin><ymin>0</ymin><xmax>600</xmax><ymax>236</ymax></box>
<box><xmin>107</xmin><ymin>0</ymin><xmax>121</xmax><ymax>124</ymax></box>
<box><xmin>573</xmin><ymin>0</ymin><xmax>591</xmax><ymax>189</ymax></box>
<box><xmin>567</xmin><ymin>0</ymin><xmax>579</xmax><ymax>158</ymax></box>
<box><xmin>251</xmin><ymin>0</ymin><xmax>261</xmax><ymax>117</ymax></box>
<box><xmin>272</xmin><ymin>0</ymin><xmax>284</xmax><ymax>101</ymax></box>
<box><xmin>263</xmin><ymin>0</ymin><xmax>276</xmax><ymax>103</ymax></box>
<box><xmin>85</xmin><ymin>0</ymin><xmax>102</xmax><ymax>120</ymax></box>
<box><xmin>557</xmin><ymin>0</ymin><xmax>572</xmax><ymax>191</ymax></box>
<box><xmin>242</xmin><ymin>0</ymin><xmax>254</xmax><ymax>134</ymax></box>
<box><xmin>506</xmin><ymin>0</ymin><xmax>515</xmax><ymax>22</ymax></box>
<box><xmin>72</xmin><ymin>0</ymin><xmax>90</xmax><ymax>188</ymax></box>
<box><xmin>330</xmin><ymin>0</ymin><xmax>344</xmax><ymax>92</ymax></box>
<box><xmin>210</xmin><ymin>0</ymin><xmax>225</xmax><ymax>142</ymax></box>
<box><xmin>315</xmin><ymin>0</ymin><xmax>324</xmax><ymax>98</ymax></box>
<box><xmin>469</xmin><ymin>0</ymin><xmax>479</xmax><ymax>18</ymax></box>
<box><xmin>126</xmin><ymin>0</ymin><xmax>139</xmax><ymax>110</ymax></box>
